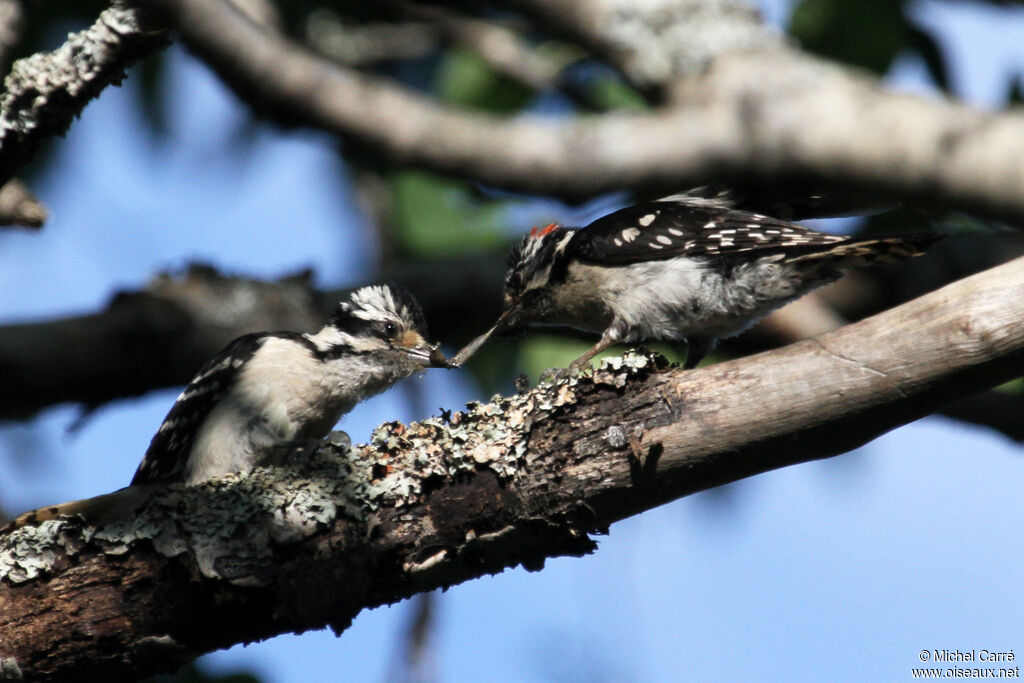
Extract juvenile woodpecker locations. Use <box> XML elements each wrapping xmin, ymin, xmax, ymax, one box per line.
<box><xmin>132</xmin><ymin>284</ymin><xmax>447</xmax><ymax>486</ymax></box>
<box><xmin>452</xmin><ymin>194</ymin><xmax>941</xmax><ymax>370</ymax></box>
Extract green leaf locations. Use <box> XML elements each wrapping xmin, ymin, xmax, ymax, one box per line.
<box><xmin>790</xmin><ymin>0</ymin><xmax>907</xmax><ymax>74</ymax></box>
<box><xmin>436</xmin><ymin>47</ymin><xmax>533</xmax><ymax>113</ymax></box>
<box><xmin>457</xmin><ymin>340</ymin><xmax>522</xmax><ymax>396</ymax></box>
<box><xmin>586</xmin><ymin>77</ymin><xmax>648</xmax><ymax>111</ymax></box>
<box><xmin>390</xmin><ymin>171</ymin><xmax>507</xmax><ymax>257</ymax></box>
<box><xmin>995</xmin><ymin>377</ymin><xmax>1023</xmax><ymax>394</ymax></box>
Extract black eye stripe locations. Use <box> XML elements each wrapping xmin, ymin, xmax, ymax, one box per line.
<box><xmin>331</xmin><ymin>306</ymin><xmax>378</xmax><ymax>337</ymax></box>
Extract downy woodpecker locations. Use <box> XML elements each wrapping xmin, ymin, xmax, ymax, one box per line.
<box><xmin>132</xmin><ymin>284</ymin><xmax>447</xmax><ymax>485</ymax></box>
<box><xmin>453</xmin><ymin>193</ymin><xmax>941</xmax><ymax>370</ymax></box>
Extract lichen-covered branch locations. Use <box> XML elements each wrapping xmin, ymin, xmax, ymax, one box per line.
<box><xmin>1</xmin><ymin>256</ymin><xmax>1022</xmax><ymax>681</ymax></box>
<box><xmin>0</xmin><ymin>4</ymin><xmax>169</xmax><ymax>186</ymax></box>
<box><xmin>507</xmin><ymin>0</ymin><xmax>776</xmax><ymax>88</ymax></box>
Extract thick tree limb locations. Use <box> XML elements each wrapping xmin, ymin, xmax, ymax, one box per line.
<box><xmin>401</xmin><ymin>4</ymin><xmax>577</xmax><ymax>95</ymax></box>
<box><xmin>0</xmin><ymin>4</ymin><xmax>168</xmax><ymax>187</ymax></box>
<box><xmin>133</xmin><ymin>0</ymin><xmax>1024</xmax><ymax>221</ymax></box>
<box><xmin>1</xmin><ymin>256</ymin><xmax>1022</xmax><ymax>681</ymax></box>
<box><xmin>306</xmin><ymin>15</ymin><xmax>439</xmax><ymax>66</ymax></box>
<box><xmin>0</xmin><ymin>265</ymin><xmax>325</xmax><ymax>420</ymax></box>
<box><xmin>0</xmin><ymin>254</ymin><xmax>506</xmax><ymax>420</ymax></box>
<box><xmin>508</xmin><ymin>0</ymin><xmax>776</xmax><ymax>88</ymax></box>
<box><xmin>0</xmin><ymin>0</ymin><xmax>23</xmax><ymax>76</ymax></box>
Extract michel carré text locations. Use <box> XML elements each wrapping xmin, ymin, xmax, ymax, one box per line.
<box><xmin>933</xmin><ymin>650</ymin><xmax>1015</xmax><ymax>662</ymax></box>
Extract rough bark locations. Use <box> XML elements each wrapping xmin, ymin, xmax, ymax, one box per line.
<box><xmin>0</xmin><ymin>4</ymin><xmax>169</xmax><ymax>187</ymax></box>
<box><xmin>1</xmin><ymin>256</ymin><xmax>1022</xmax><ymax>681</ymax></box>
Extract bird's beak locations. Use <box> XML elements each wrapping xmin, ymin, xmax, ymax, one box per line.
<box><xmin>398</xmin><ymin>331</ymin><xmax>452</xmax><ymax>368</ymax></box>
<box><xmin>449</xmin><ymin>307</ymin><xmax>516</xmax><ymax>367</ymax></box>
<box><xmin>428</xmin><ymin>343</ymin><xmax>452</xmax><ymax>368</ymax></box>
<box><xmin>449</xmin><ymin>327</ymin><xmax>494</xmax><ymax>368</ymax></box>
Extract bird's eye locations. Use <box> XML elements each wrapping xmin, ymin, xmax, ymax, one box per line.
<box><xmin>383</xmin><ymin>321</ymin><xmax>399</xmax><ymax>338</ymax></box>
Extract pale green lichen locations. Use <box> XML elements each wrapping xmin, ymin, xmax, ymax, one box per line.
<box><xmin>0</xmin><ymin>519</ymin><xmax>65</xmax><ymax>583</ymax></box>
<box><xmin>0</xmin><ymin>350</ymin><xmax>662</xmax><ymax>587</ymax></box>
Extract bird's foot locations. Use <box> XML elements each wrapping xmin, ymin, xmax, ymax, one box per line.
<box><xmin>324</xmin><ymin>430</ymin><xmax>352</xmax><ymax>453</ymax></box>
<box><xmin>539</xmin><ymin>362</ymin><xmax>592</xmax><ymax>384</ymax></box>
<box><xmin>259</xmin><ymin>432</ymin><xmax>352</xmax><ymax>472</ymax></box>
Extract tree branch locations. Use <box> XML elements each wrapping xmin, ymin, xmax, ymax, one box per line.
<box><xmin>131</xmin><ymin>0</ymin><xmax>1024</xmax><ymax>221</ymax></box>
<box><xmin>0</xmin><ymin>237</ymin><xmax>1016</xmax><ymax>431</ymax></box>
<box><xmin>506</xmin><ymin>0</ymin><xmax>777</xmax><ymax>89</ymax></box>
<box><xmin>0</xmin><ymin>178</ymin><xmax>44</xmax><ymax>228</ymax></box>
<box><xmin>0</xmin><ymin>0</ymin><xmax>23</xmax><ymax>76</ymax></box>
<box><xmin>0</xmin><ymin>254</ymin><xmax>506</xmax><ymax>420</ymax></box>
<box><xmin>0</xmin><ymin>4</ymin><xmax>169</xmax><ymax>186</ymax></box>
<box><xmin>0</xmin><ymin>264</ymin><xmax>325</xmax><ymax>420</ymax></box>
<box><xmin>401</xmin><ymin>4</ymin><xmax>577</xmax><ymax>95</ymax></box>
<box><xmin>1</xmin><ymin>256</ymin><xmax>1022</xmax><ymax>680</ymax></box>
<box><xmin>305</xmin><ymin>14</ymin><xmax>439</xmax><ymax>67</ymax></box>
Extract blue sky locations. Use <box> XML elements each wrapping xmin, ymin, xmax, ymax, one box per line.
<box><xmin>1</xmin><ymin>1</ymin><xmax>1022</xmax><ymax>681</ymax></box>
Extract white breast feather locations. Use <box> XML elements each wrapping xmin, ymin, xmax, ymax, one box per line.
<box><xmin>601</xmin><ymin>258</ymin><xmax>810</xmax><ymax>341</ymax></box>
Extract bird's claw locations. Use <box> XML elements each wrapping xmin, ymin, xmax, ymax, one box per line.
<box><xmin>539</xmin><ymin>363</ymin><xmax>591</xmax><ymax>384</ymax></box>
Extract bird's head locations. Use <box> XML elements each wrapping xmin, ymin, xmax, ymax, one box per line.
<box><xmin>319</xmin><ymin>284</ymin><xmax>449</xmax><ymax>371</ymax></box>
<box><xmin>449</xmin><ymin>223</ymin><xmax>569</xmax><ymax>366</ymax></box>
<box><xmin>503</xmin><ymin>223</ymin><xmax>566</xmax><ymax>313</ymax></box>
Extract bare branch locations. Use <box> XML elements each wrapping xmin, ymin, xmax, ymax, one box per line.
<box><xmin>133</xmin><ymin>0</ymin><xmax>1024</xmax><ymax>220</ymax></box>
<box><xmin>1</xmin><ymin>256</ymin><xmax>1022</xmax><ymax>680</ymax></box>
<box><xmin>403</xmin><ymin>4</ymin><xmax>576</xmax><ymax>94</ymax></box>
<box><xmin>0</xmin><ymin>178</ymin><xmax>44</xmax><ymax>227</ymax></box>
<box><xmin>0</xmin><ymin>0</ymin><xmax>24</xmax><ymax>75</ymax></box>
<box><xmin>0</xmin><ymin>254</ymin><xmax>506</xmax><ymax>419</ymax></box>
<box><xmin>0</xmin><ymin>265</ymin><xmax>323</xmax><ymax>420</ymax></box>
<box><xmin>0</xmin><ymin>4</ymin><xmax>169</xmax><ymax>186</ymax></box>
<box><xmin>506</xmin><ymin>0</ymin><xmax>777</xmax><ymax>88</ymax></box>
<box><xmin>306</xmin><ymin>13</ymin><xmax>439</xmax><ymax>66</ymax></box>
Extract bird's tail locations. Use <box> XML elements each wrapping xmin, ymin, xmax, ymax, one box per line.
<box><xmin>3</xmin><ymin>485</ymin><xmax>159</xmax><ymax>533</ymax></box>
<box><xmin>785</xmin><ymin>232</ymin><xmax>944</xmax><ymax>268</ymax></box>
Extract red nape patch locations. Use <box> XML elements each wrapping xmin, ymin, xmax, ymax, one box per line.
<box><xmin>530</xmin><ymin>223</ymin><xmax>559</xmax><ymax>238</ymax></box>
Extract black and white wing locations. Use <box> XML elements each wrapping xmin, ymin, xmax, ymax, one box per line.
<box><xmin>675</xmin><ymin>183</ymin><xmax>895</xmax><ymax>221</ymax></box>
<box><xmin>131</xmin><ymin>333</ymin><xmax>267</xmax><ymax>485</ymax></box>
<box><xmin>567</xmin><ymin>199</ymin><xmax>847</xmax><ymax>266</ymax></box>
